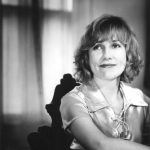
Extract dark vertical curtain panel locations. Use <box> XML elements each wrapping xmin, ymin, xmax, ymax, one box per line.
<box><xmin>0</xmin><ymin>1</ymin><xmax>3</xmax><ymax>150</ymax></box>
<box><xmin>144</xmin><ymin>0</ymin><xmax>150</xmax><ymax>90</ymax></box>
<box><xmin>2</xmin><ymin>2</ymin><xmax>46</xmax><ymax>150</ymax></box>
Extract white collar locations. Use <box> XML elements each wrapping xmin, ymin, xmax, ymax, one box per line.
<box><xmin>74</xmin><ymin>82</ymin><xmax>148</xmax><ymax>112</ymax></box>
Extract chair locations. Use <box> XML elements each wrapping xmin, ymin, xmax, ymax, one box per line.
<box><xmin>27</xmin><ymin>74</ymin><xmax>80</xmax><ymax>150</ymax></box>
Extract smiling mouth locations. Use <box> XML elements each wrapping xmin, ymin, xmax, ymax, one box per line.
<box><xmin>100</xmin><ymin>64</ymin><xmax>116</xmax><ymax>68</ymax></box>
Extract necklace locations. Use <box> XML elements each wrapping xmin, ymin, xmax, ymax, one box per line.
<box><xmin>92</xmin><ymin>80</ymin><xmax>132</xmax><ymax>140</ymax></box>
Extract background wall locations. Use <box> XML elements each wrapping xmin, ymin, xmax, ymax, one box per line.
<box><xmin>1</xmin><ymin>0</ymin><xmax>149</xmax><ymax>150</ymax></box>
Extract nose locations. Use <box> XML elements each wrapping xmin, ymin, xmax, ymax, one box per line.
<box><xmin>103</xmin><ymin>46</ymin><xmax>112</xmax><ymax>60</ymax></box>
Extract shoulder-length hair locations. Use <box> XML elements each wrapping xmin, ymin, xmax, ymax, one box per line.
<box><xmin>74</xmin><ymin>14</ymin><xmax>143</xmax><ymax>84</ymax></box>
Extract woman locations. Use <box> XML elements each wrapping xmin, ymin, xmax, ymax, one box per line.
<box><xmin>60</xmin><ymin>15</ymin><xmax>150</xmax><ymax>150</ymax></box>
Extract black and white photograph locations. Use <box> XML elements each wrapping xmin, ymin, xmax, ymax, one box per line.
<box><xmin>0</xmin><ymin>0</ymin><xmax>150</xmax><ymax>150</ymax></box>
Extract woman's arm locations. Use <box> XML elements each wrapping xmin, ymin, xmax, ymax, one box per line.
<box><xmin>70</xmin><ymin>116</ymin><xmax>150</xmax><ymax>150</ymax></box>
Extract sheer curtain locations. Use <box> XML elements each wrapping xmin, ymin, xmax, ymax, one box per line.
<box><xmin>3</xmin><ymin>7</ymin><xmax>44</xmax><ymax>123</ymax></box>
<box><xmin>42</xmin><ymin>11</ymin><xmax>74</xmax><ymax>104</ymax></box>
<box><xmin>2</xmin><ymin>3</ymin><xmax>47</xmax><ymax>149</ymax></box>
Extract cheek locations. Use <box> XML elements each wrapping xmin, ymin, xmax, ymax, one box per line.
<box><xmin>118</xmin><ymin>51</ymin><xmax>126</xmax><ymax>66</ymax></box>
<box><xmin>120</xmin><ymin>56</ymin><xmax>126</xmax><ymax>66</ymax></box>
<box><xmin>89</xmin><ymin>52</ymin><xmax>99</xmax><ymax>66</ymax></box>
<box><xmin>89</xmin><ymin>56</ymin><xmax>100</xmax><ymax>74</ymax></box>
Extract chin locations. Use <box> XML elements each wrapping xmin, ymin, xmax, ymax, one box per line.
<box><xmin>100</xmin><ymin>72</ymin><xmax>123</xmax><ymax>81</ymax></box>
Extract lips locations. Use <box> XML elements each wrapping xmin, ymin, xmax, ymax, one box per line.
<box><xmin>100</xmin><ymin>64</ymin><xmax>116</xmax><ymax>68</ymax></box>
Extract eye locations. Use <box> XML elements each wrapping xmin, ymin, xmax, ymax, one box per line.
<box><xmin>92</xmin><ymin>43</ymin><xmax>103</xmax><ymax>51</ymax></box>
<box><xmin>111</xmin><ymin>43</ymin><xmax>121</xmax><ymax>49</ymax></box>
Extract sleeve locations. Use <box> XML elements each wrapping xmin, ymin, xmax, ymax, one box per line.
<box><xmin>60</xmin><ymin>92</ymin><xmax>89</xmax><ymax>131</ymax></box>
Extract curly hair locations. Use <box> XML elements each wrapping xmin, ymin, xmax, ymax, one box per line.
<box><xmin>74</xmin><ymin>14</ymin><xmax>143</xmax><ymax>83</ymax></box>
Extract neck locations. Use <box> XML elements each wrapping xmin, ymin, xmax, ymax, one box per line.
<box><xmin>90</xmin><ymin>77</ymin><xmax>123</xmax><ymax>115</ymax></box>
<box><xmin>92</xmin><ymin>77</ymin><xmax>120</xmax><ymax>93</ymax></box>
<box><xmin>90</xmin><ymin>77</ymin><xmax>122</xmax><ymax>105</ymax></box>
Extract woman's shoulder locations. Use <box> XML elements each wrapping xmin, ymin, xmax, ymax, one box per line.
<box><xmin>60</xmin><ymin>84</ymin><xmax>87</xmax><ymax>108</ymax></box>
<box><xmin>121</xmin><ymin>82</ymin><xmax>150</xmax><ymax>106</ymax></box>
<box><xmin>121</xmin><ymin>82</ymin><xmax>143</xmax><ymax>93</ymax></box>
<box><xmin>62</xmin><ymin>84</ymin><xmax>85</xmax><ymax>99</ymax></box>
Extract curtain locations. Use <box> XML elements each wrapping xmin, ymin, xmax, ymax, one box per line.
<box><xmin>2</xmin><ymin>5</ymin><xmax>47</xmax><ymax>150</ymax></box>
<box><xmin>42</xmin><ymin>11</ymin><xmax>74</xmax><ymax>104</ymax></box>
<box><xmin>3</xmin><ymin>7</ymin><xmax>44</xmax><ymax>123</ymax></box>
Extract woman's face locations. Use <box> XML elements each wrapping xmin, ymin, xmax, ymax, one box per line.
<box><xmin>89</xmin><ymin>39</ymin><xmax>126</xmax><ymax>81</ymax></box>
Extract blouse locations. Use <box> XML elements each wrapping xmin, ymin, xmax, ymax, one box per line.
<box><xmin>60</xmin><ymin>82</ymin><xmax>150</xmax><ymax>149</ymax></box>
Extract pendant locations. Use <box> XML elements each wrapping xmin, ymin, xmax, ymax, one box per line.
<box><xmin>119</xmin><ymin>122</ymin><xmax>132</xmax><ymax>140</ymax></box>
<box><xmin>112</xmin><ymin>116</ymin><xmax>132</xmax><ymax>140</ymax></box>
<box><xmin>120</xmin><ymin>130</ymin><xmax>132</xmax><ymax>140</ymax></box>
